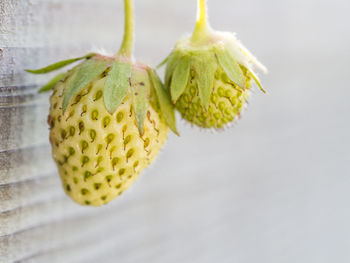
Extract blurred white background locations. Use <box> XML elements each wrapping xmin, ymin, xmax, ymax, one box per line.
<box><xmin>133</xmin><ymin>0</ymin><xmax>350</xmax><ymax>262</ymax></box>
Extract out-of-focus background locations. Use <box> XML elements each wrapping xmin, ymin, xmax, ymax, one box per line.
<box><xmin>0</xmin><ymin>0</ymin><xmax>349</xmax><ymax>262</ymax></box>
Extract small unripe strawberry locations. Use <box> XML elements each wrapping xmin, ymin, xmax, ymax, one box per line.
<box><xmin>161</xmin><ymin>0</ymin><xmax>267</xmax><ymax>129</ymax></box>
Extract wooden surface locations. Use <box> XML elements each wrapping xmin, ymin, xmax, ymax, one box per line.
<box><xmin>1</xmin><ymin>0</ymin><xmax>350</xmax><ymax>262</ymax></box>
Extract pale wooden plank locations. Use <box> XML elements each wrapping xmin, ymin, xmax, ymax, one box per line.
<box><xmin>0</xmin><ymin>175</ymin><xmax>60</xmax><ymax>212</ymax></box>
<box><xmin>0</xmin><ymin>145</ymin><xmax>55</xmax><ymax>185</ymax></box>
<box><xmin>0</xmin><ymin>47</ymin><xmax>95</xmax><ymax>87</ymax></box>
<box><xmin>0</xmin><ymin>103</ymin><xmax>48</xmax><ymax>152</ymax></box>
<box><xmin>0</xmin><ymin>204</ymin><xmax>125</xmax><ymax>262</ymax></box>
<box><xmin>17</xmin><ymin>224</ymin><xmax>127</xmax><ymax>263</ymax></box>
<box><xmin>0</xmin><ymin>0</ymin><xmax>122</xmax><ymax>48</ymax></box>
<box><xmin>0</xmin><ymin>197</ymin><xmax>85</xmax><ymax>237</ymax></box>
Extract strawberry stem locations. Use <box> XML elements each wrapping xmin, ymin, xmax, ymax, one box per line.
<box><xmin>118</xmin><ymin>0</ymin><xmax>134</xmax><ymax>58</ymax></box>
<box><xmin>191</xmin><ymin>0</ymin><xmax>211</xmax><ymax>44</ymax></box>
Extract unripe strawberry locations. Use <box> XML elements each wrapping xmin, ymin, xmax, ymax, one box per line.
<box><xmin>26</xmin><ymin>0</ymin><xmax>177</xmax><ymax>206</ymax></box>
<box><xmin>28</xmin><ymin>55</ymin><xmax>177</xmax><ymax>206</ymax></box>
<box><xmin>161</xmin><ymin>0</ymin><xmax>267</xmax><ymax>129</ymax></box>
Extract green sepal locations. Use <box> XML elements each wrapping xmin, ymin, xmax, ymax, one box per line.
<box><xmin>103</xmin><ymin>60</ymin><xmax>132</xmax><ymax>114</ymax></box>
<box><xmin>62</xmin><ymin>58</ymin><xmax>110</xmax><ymax>113</ymax></box>
<box><xmin>165</xmin><ymin>52</ymin><xmax>181</xmax><ymax>89</ymax></box>
<box><xmin>247</xmin><ymin>68</ymin><xmax>266</xmax><ymax>93</ymax></box>
<box><xmin>215</xmin><ymin>46</ymin><xmax>245</xmax><ymax>89</ymax></box>
<box><xmin>157</xmin><ymin>55</ymin><xmax>169</xmax><ymax>68</ymax></box>
<box><xmin>148</xmin><ymin>68</ymin><xmax>179</xmax><ymax>135</ymax></box>
<box><xmin>226</xmin><ymin>37</ymin><xmax>268</xmax><ymax>74</ymax></box>
<box><xmin>25</xmin><ymin>53</ymin><xmax>96</xmax><ymax>74</ymax></box>
<box><xmin>170</xmin><ymin>56</ymin><xmax>191</xmax><ymax>103</ymax></box>
<box><xmin>130</xmin><ymin>68</ymin><xmax>150</xmax><ymax>135</ymax></box>
<box><xmin>193</xmin><ymin>55</ymin><xmax>217</xmax><ymax>110</ymax></box>
<box><xmin>38</xmin><ymin>73</ymin><xmax>66</xmax><ymax>93</ymax></box>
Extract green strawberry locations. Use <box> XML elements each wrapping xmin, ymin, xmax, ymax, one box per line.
<box><xmin>26</xmin><ymin>0</ymin><xmax>177</xmax><ymax>206</ymax></box>
<box><xmin>161</xmin><ymin>0</ymin><xmax>267</xmax><ymax>129</ymax></box>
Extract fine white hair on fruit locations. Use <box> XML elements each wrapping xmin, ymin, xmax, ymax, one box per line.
<box><xmin>90</xmin><ymin>47</ymin><xmax>112</xmax><ymax>57</ymax></box>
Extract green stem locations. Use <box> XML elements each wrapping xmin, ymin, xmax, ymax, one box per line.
<box><xmin>191</xmin><ymin>0</ymin><xmax>211</xmax><ymax>43</ymax></box>
<box><xmin>118</xmin><ymin>0</ymin><xmax>134</xmax><ymax>57</ymax></box>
